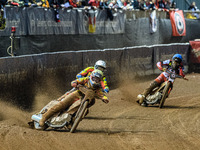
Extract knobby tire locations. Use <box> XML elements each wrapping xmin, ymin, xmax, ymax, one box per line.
<box><xmin>70</xmin><ymin>101</ymin><xmax>89</xmax><ymax>133</ymax></box>
<box><xmin>159</xmin><ymin>82</ymin><xmax>171</xmax><ymax>108</ymax></box>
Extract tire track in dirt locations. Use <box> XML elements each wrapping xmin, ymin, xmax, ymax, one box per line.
<box><xmin>0</xmin><ymin>73</ymin><xmax>199</xmax><ymax>150</ymax></box>
<box><xmin>159</xmin><ymin>94</ymin><xmax>200</xmax><ymax>150</ymax></box>
<box><xmin>1</xmin><ymin>124</ymin><xmax>42</xmax><ymax>150</ymax></box>
<box><xmin>104</xmin><ymin>77</ymin><xmax>200</xmax><ymax>150</ymax></box>
<box><xmin>0</xmin><ymin>125</ymin><xmax>10</xmax><ymax>150</ymax></box>
<box><xmin>106</xmin><ymin>104</ymin><xmax>157</xmax><ymax>149</ymax></box>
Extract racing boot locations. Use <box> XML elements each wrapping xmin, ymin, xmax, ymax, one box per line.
<box><xmin>39</xmin><ymin>91</ymin><xmax>80</xmax><ymax>127</ymax></box>
<box><xmin>137</xmin><ymin>81</ymin><xmax>159</xmax><ymax>105</ymax></box>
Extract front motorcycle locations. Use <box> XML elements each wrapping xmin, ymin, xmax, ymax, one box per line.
<box><xmin>28</xmin><ymin>86</ymin><xmax>96</xmax><ymax>133</ymax></box>
<box><xmin>138</xmin><ymin>69</ymin><xmax>188</xmax><ymax>108</ymax></box>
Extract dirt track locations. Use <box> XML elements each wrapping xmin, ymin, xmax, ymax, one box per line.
<box><xmin>0</xmin><ymin>73</ymin><xmax>200</xmax><ymax>150</ymax></box>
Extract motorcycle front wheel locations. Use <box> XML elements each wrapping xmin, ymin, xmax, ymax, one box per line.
<box><xmin>70</xmin><ymin>101</ymin><xmax>89</xmax><ymax>133</ymax></box>
<box><xmin>159</xmin><ymin>82</ymin><xmax>171</xmax><ymax>108</ymax></box>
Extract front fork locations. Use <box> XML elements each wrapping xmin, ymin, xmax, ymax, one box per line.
<box><xmin>167</xmin><ymin>82</ymin><xmax>173</xmax><ymax>96</ymax></box>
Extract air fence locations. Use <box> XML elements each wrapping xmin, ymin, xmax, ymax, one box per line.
<box><xmin>0</xmin><ymin>43</ymin><xmax>190</xmax><ymax>110</ymax></box>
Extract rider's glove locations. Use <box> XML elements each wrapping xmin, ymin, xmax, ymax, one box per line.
<box><xmin>71</xmin><ymin>81</ymin><xmax>77</xmax><ymax>87</ymax></box>
<box><xmin>104</xmin><ymin>88</ymin><xmax>109</xmax><ymax>93</ymax></box>
<box><xmin>163</xmin><ymin>68</ymin><xmax>166</xmax><ymax>72</ymax></box>
<box><xmin>102</xmin><ymin>96</ymin><xmax>109</xmax><ymax>104</ymax></box>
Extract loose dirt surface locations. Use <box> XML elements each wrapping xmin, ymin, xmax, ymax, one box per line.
<box><xmin>0</xmin><ymin>73</ymin><xmax>200</xmax><ymax>150</ymax></box>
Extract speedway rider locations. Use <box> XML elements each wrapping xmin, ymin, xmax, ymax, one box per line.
<box><xmin>76</xmin><ymin>60</ymin><xmax>109</xmax><ymax>93</ymax></box>
<box><xmin>39</xmin><ymin>69</ymin><xmax>109</xmax><ymax>127</ymax></box>
<box><xmin>137</xmin><ymin>54</ymin><xmax>185</xmax><ymax>106</ymax></box>
<box><xmin>57</xmin><ymin>60</ymin><xmax>109</xmax><ymax>101</ymax></box>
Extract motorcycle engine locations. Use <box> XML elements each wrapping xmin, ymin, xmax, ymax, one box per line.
<box><xmin>50</xmin><ymin>113</ymin><xmax>72</xmax><ymax>125</ymax></box>
<box><xmin>146</xmin><ymin>92</ymin><xmax>162</xmax><ymax>104</ymax></box>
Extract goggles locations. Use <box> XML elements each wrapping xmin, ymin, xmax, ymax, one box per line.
<box><xmin>92</xmin><ymin>76</ymin><xmax>101</xmax><ymax>83</ymax></box>
<box><xmin>97</xmin><ymin>66</ymin><xmax>105</xmax><ymax>72</ymax></box>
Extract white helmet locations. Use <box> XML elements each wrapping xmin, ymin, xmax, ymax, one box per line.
<box><xmin>94</xmin><ymin>60</ymin><xmax>106</xmax><ymax>71</ymax></box>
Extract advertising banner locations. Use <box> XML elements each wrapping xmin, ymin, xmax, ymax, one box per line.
<box><xmin>84</xmin><ymin>9</ymin><xmax>125</xmax><ymax>34</ymax></box>
<box><xmin>189</xmin><ymin>40</ymin><xmax>200</xmax><ymax>63</ymax></box>
<box><xmin>2</xmin><ymin>7</ymin><xmax>28</xmax><ymax>36</ymax></box>
<box><xmin>149</xmin><ymin>10</ymin><xmax>157</xmax><ymax>34</ymax></box>
<box><xmin>169</xmin><ymin>10</ymin><xmax>186</xmax><ymax>36</ymax></box>
<box><xmin>3</xmin><ymin>7</ymin><xmax>124</xmax><ymax>35</ymax></box>
<box><xmin>27</xmin><ymin>8</ymin><xmax>76</xmax><ymax>35</ymax></box>
<box><xmin>88</xmin><ymin>10</ymin><xmax>96</xmax><ymax>33</ymax></box>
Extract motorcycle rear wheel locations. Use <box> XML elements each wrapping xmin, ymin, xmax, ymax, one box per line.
<box><xmin>159</xmin><ymin>82</ymin><xmax>171</xmax><ymax>108</ymax></box>
<box><xmin>70</xmin><ymin>101</ymin><xmax>89</xmax><ymax>133</ymax></box>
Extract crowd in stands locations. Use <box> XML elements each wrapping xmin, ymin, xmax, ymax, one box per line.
<box><xmin>0</xmin><ymin>0</ymin><xmax>178</xmax><ymax>28</ymax></box>
<box><xmin>0</xmin><ymin>0</ymin><xmax>179</xmax><ymax>10</ymax></box>
<box><xmin>0</xmin><ymin>0</ymin><xmax>199</xmax><ymax>28</ymax></box>
<box><xmin>187</xmin><ymin>1</ymin><xmax>199</xmax><ymax>19</ymax></box>
<box><xmin>0</xmin><ymin>0</ymin><xmax>199</xmax><ymax>14</ymax></box>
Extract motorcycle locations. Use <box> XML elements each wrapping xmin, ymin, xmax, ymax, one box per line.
<box><xmin>28</xmin><ymin>86</ymin><xmax>98</xmax><ymax>133</ymax></box>
<box><xmin>137</xmin><ymin>69</ymin><xmax>188</xmax><ymax>108</ymax></box>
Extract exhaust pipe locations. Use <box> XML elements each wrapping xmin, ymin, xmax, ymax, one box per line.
<box><xmin>31</xmin><ymin>114</ymin><xmax>42</xmax><ymax>122</ymax></box>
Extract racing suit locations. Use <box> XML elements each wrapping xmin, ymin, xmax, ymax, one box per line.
<box><xmin>76</xmin><ymin>66</ymin><xmax>109</xmax><ymax>93</ymax></box>
<box><xmin>138</xmin><ymin>59</ymin><xmax>185</xmax><ymax>105</ymax></box>
<box><xmin>155</xmin><ymin>59</ymin><xmax>185</xmax><ymax>83</ymax></box>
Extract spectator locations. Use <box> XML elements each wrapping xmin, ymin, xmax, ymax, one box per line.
<box><xmin>148</xmin><ymin>0</ymin><xmax>158</xmax><ymax>10</ymax></box>
<box><xmin>0</xmin><ymin>0</ymin><xmax>7</xmax><ymax>7</ymax></box>
<box><xmin>117</xmin><ymin>0</ymin><xmax>124</xmax><ymax>9</ymax></box>
<box><xmin>7</xmin><ymin>0</ymin><xmax>25</xmax><ymax>7</ymax></box>
<box><xmin>145</xmin><ymin>0</ymin><xmax>150</xmax><ymax>7</ymax></box>
<box><xmin>0</xmin><ymin>7</ymin><xmax>5</xmax><ymax>29</ymax></box>
<box><xmin>170</xmin><ymin>0</ymin><xmax>177</xmax><ymax>10</ymax></box>
<box><xmin>30</xmin><ymin>0</ymin><xmax>50</xmax><ymax>7</ymax></box>
<box><xmin>188</xmin><ymin>1</ymin><xmax>199</xmax><ymax>19</ymax></box>
<box><xmin>68</xmin><ymin>0</ymin><xmax>77</xmax><ymax>7</ymax></box>
<box><xmin>0</xmin><ymin>0</ymin><xmax>6</xmax><ymax>23</ymax></box>
<box><xmin>88</xmin><ymin>0</ymin><xmax>100</xmax><ymax>9</ymax></box>
<box><xmin>157</xmin><ymin>0</ymin><xmax>165</xmax><ymax>9</ymax></box>
<box><xmin>77</xmin><ymin>0</ymin><xmax>83</xmax><ymax>7</ymax></box>
<box><xmin>134</xmin><ymin>0</ymin><xmax>146</xmax><ymax>10</ymax></box>
<box><xmin>121</xmin><ymin>0</ymin><xmax>134</xmax><ymax>9</ymax></box>
<box><xmin>188</xmin><ymin>1</ymin><xmax>198</xmax><ymax>11</ymax></box>
<box><xmin>41</xmin><ymin>0</ymin><xmax>50</xmax><ymax>7</ymax></box>
<box><xmin>100</xmin><ymin>0</ymin><xmax>114</xmax><ymax>20</ymax></box>
<box><xmin>28</xmin><ymin>0</ymin><xmax>39</xmax><ymax>7</ymax></box>
<box><xmin>21</xmin><ymin>0</ymin><xmax>30</xmax><ymax>7</ymax></box>
<box><xmin>156</xmin><ymin>0</ymin><xmax>169</xmax><ymax>11</ymax></box>
<box><xmin>61</xmin><ymin>0</ymin><xmax>72</xmax><ymax>8</ymax></box>
<box><xmin>99</xmin><ymin>0</ymin><xmax>108</xmax><ymax>9</ymax></box>
<box><xmin>48</xmin><ymin>0</ymin><xmax>62</xmax><ymax>7</ymax></box>
<box><xmin>108</xmin><ymin>0</ymin><xmax>118</xmax><ymax>9</ymax></box>
<box><xmin>133</xmin><ymin>0</ymin><xmax>139</xmax><ymax>9</ymax></box>
<box><xmin>164</xmin><ymin>0</ymin><xmax>171</xmax><ymax>10</ymax></box>
<box><xmin>141</xmin><ymin>0</ymin><xmax>148</xmax><ymax>10</ymax></box>
<box><xmin>133</xmin><ymin>0</ymin><xmax>138</xmax><ymax>9</ymax></box>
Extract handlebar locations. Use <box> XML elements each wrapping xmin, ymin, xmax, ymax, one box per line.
<box><xmin>165</xmin><ymin>69</ymin><xmax>188</xmax><ymax>81</ymax></box>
